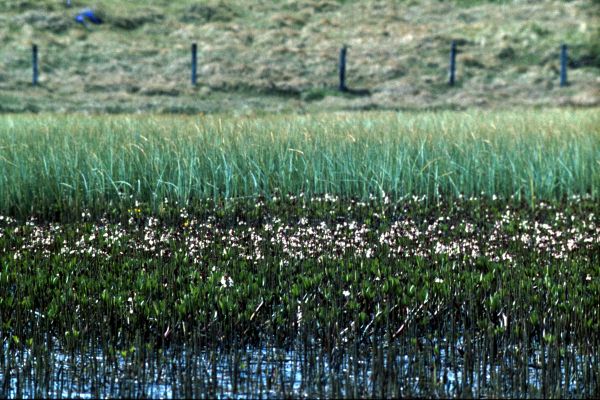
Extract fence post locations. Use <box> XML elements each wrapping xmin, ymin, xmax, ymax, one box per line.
<box><xmin>191</xmin><ymin>43</ymin><xmax>197</xmax><ymax>86</ymax></box>
<box><xmin>338</xmin><ymin>45</ymin><xmax>347</xmax><ymax>92</ymax></box>
<box><xmin>32</xmin><ymin>44</ymin><xmax>38</xmax><ymax>86</ymax></box>
<box><xmin>448</xmin><ymin>41</ymin><xmax>457</xmax><ymax>86</ymax></box>
<box><xmin>560</xmin><ymin>44</ymin><xmax>568</xmax><ymax>87</ymax></box>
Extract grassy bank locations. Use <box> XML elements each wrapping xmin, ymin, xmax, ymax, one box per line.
<box><xmin>0</xmin><ymin>0</ymin><xmax>598</xmax><ymax>113</ymax></box>
<box><xmin>0</xmin><ymin>109</ymin><xmax>598</xmax><ymax>219</ymax></box>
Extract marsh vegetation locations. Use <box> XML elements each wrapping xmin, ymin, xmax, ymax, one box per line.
<box><xmin>0</xmin><ymin>110</ymin><xmax>598</xmax><ymax>397</ymax></box>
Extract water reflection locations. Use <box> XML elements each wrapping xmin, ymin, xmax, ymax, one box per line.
<box><xmin>1</xmin><ymin>336</ymin><xmax>597</xmax><ymax>398</ymax></box>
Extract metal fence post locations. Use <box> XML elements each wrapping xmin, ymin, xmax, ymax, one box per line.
<box><xmin>339</xmin><ymin>46</ymin><xmax>347</xmax><ymax>92</ymax></box>
<box><xmin>449</xmin><ymin>41</ymin><xmax>457</xmax><ymax>86</ymax></box>
<box><xmin>560</xmin><ymin>44</ymin><xmax>568</xmax><ymax>87</ymax></box>
<box><xmin>32</xmin><ymin>44</ymin><xmax>38</xmax><ymax>86</ymax></box>
<box><xmin>191</xmin><ymin>43</ymin><xmax>197</xmax><ymax>86</ymax></box>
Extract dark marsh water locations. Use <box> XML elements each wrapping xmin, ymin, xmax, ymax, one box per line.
<box><xmin>1</xmin><ymin>333</ymin><xmax>598</xmax><ymax>399</ymax></box>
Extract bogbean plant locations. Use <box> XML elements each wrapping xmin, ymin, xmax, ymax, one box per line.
<box><xmin>1</xmin><ymin>198</ymin><xmax>598</xmax><ymax>350</ymax></box>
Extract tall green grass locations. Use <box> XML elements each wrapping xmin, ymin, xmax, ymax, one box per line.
<box><xmin>0</xmin><ymin>109</ymin><xmax>598</xmax><ymax>219</ymax></box>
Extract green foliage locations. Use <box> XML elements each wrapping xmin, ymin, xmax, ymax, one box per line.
<box><xmin>0</xmin><ymin>110</ymin><xmax>598</xmax><ymax>220</ymax></box>
<box><xmin>1</xmin><ymin>196</ymin><xmax>598</xmax><ymax>348</ymax></box>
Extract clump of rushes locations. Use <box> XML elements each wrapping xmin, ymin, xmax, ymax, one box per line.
<box><xmin>0</xmin><ymin>109</ymin><xmax>598</xmax><ymax>221</ymax></box>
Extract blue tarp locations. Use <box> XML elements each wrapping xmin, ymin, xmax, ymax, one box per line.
<box><xmin>75</xmin><ymin>9</ymin><xmax>102</xmax><ymax>25</ymax></box>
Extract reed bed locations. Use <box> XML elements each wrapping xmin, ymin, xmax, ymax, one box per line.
<box><xmin>0</xmin><ymin>109</ymin><xmax>598</xmax><ymax>220</ymax></box>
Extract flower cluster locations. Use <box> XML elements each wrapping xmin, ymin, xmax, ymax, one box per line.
<box><xmin>1</xmin><ymin>198</ymin><xmax>597</xmax><ymax>269</ymax></box>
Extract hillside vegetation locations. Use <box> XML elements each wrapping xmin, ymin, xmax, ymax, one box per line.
<box><xmin>0</xmin><ymin>0</ymin><xmax>599</xmax><ymax>113</ymax></box>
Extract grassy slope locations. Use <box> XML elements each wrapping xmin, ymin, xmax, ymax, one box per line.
<box><xmin>0</xmin><ymin>0</ymin><xmax>598</xmax><ymax>113</ymax></box>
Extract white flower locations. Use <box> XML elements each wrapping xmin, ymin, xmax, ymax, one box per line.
<box><xmin>220</xmin><ymin>275</ymin><xmax>234</xmax><ymax>288</ymax></box>
<box><xmin>342</xmin><ymin>290</ymin><xmax>350</xmax><ymax>297</ymax></box>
